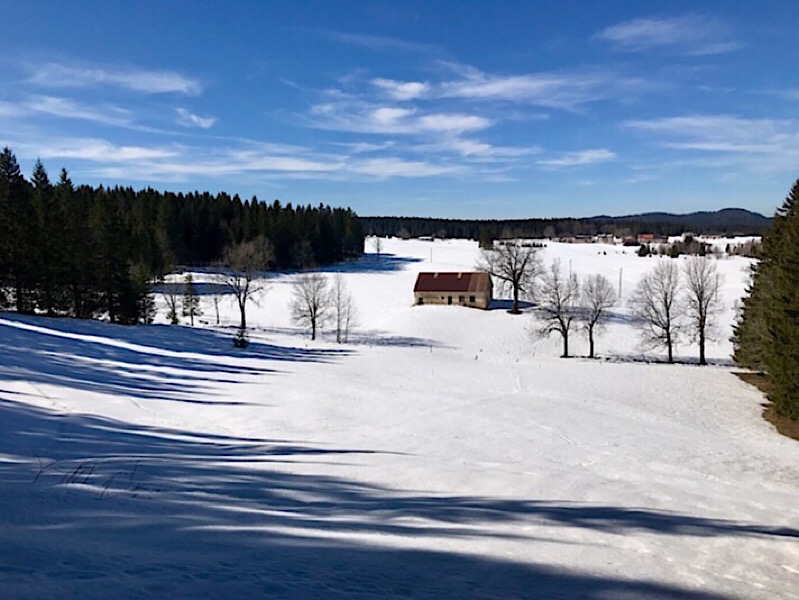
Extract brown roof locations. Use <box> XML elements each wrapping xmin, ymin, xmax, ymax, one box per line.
<box><xmin>413</xmin><ymin>272</ymin><xmax>492</xmax><ymax>293</ymax></box>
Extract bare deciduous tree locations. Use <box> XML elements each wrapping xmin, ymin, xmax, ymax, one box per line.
<box><xmin>372</xmin><ymin>236</ymin><xmax>383</xmax><ymax>258</ymax></box>
<box><xmin>534</xmin><ymin>259</ymin><xmax>580</xmax><ymax>357</ymax></box>
<box><xmin>204</xmin><ymin>272</ymin><xmax>226</xmax><ymax>326</ymax></box>
<box><xmin>223</xmin><ymin>236</ymin><xmax>274</xmax><ymax>337</ymax></box>
<box><xmin>631</xmin><ymin>260</ymin><xmax>683</xmax><ymax>363</ymax></box>
<box><xmin>332</xmin><ymin>273</ymin><xmax>357</xmax><ymax>343</ymax></box>
<box><xmin>477</xmin><ymin>240</ymin><xmax>542</xmax><ymax>314</ymax></box>
<box><xmin>182</xmin><ymin>273</ymin><xmax>201</xmax><ymax>326</ymax></box>
<box><xmin>683</xmin><ymin>256</ymin><xmax>723</xmax><ymax>366</ymax></box>
<box><xmin>580</xmin><ymin>273</ymin><xmax>617</xmax><ymax>359</ymax></box>
<box><xmin>161</xmin><ymin>281</ymin><xmax>180</xmax><ymax>325</ymax></box>
<box><xmin>291</xmin><ymin>272</ymin><xmax>331</xmax><ymax>341</ymax></box>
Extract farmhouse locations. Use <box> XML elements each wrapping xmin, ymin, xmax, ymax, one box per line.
<box><xmin>413</xmin><ymin>272</ymin><xmax>493</xmax><ymax>309</ymax></box>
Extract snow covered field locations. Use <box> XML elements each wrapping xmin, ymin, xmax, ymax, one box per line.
<box><xmin>1</xmin><ymin>237</ymin><xmax>798</xmax><ymax>599</ymax></box>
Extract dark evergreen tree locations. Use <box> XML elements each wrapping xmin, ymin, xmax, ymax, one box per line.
<box><xmin>31</xmin><ymin>160</ymin><xmax>67</xmax><ymax>315</ymax></box>
<box><xmin>734</xmin><ymin>179</ymin><xmax>799</xmax><ymax>419</ymax></box>
<box><xmin>0</xmin><ymin>148</ymin><xmax>364</xmax><ymax>325</ymax></box>
<box><xmin>0</xmin><ymin>147</ymin><xmax>35</xmax><ymax>312</ymax></box>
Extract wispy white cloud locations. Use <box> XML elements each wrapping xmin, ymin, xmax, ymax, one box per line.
<box><xmin>538</xmin><ymin>148</ymin><xmax>616</xmax><ymax>168</ymax></box>
<box><xmin>594</xmin><ymin>15</ymin><xmax>740</xmax><ymax>55</ymax></box>
<box><xmin>416</xmin><ymin>137</ymin><xmax>541</xmax><ymax>161</ymax></box>
<box><xmin>319</xmin><ymin>31</ymin><xmax>438</xmax><ymax>54</ymax></box>
<box><xmin>0</xmin><ymin>101</ymin><xmax>26</xmax><ymax>118</ymax></box>
<box><xmin>350</xmin><ymin>157</ymin><xmax>460</xmax><ymax>178</ymax></box>
<box><xmin>623</xmin><ymin>114</ymin><xmax>799</xmax><ymax>172</ymax></box>
<box><xmin>329</xmin><ymin>141</ymin><xmax>396</xmax><ymax>154</ymax></box>
<box><xmin>27</xmin><ymin>95</ymin><xmax>133</xmax><ymax>127</ymax></box>
<box><xmin>19</xmin><ymin>134</ymin><xmax>460</xmax><ymax>183</ymax></box>
<box><xmin>176</xmin><ymin>108</ymin><xmax>217</xmax><ymax>129</ymax></box>
<box><xmin>372</xmin><ymin>78</ymin><xmax>430</xmax><ymax>101</ymax></box>
<box><xmin>309</xmin><ymin>101</ymin><xmax>492</xmax><ymax>135</ymax></box>
<box><xmin>404</xmin><ymin>63</ymin><xmax>651</xmax><ymax>110</ymax></box>
<box><xmin>439</xmin><ymin>67</ymin><xmax>612</xmax><ymax>109</ymax></box>
<box><xmin>30</xmin><ymin>139</ymin><xmax>178</xmax><ymax>162</ymax></box>
<box><xmin>27</xmin><ymin>62</ymin><xmax>202</xmax><ymax>95</ymax></box>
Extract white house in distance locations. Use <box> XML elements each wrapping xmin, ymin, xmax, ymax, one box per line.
<box><xmin>413</xmin><ymin>272</ymin><xmax>493</xmax><ymax>309</ymax></box>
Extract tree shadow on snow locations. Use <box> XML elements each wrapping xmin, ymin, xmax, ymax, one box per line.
<box><xmin>487</xmin><ymin>299</ymin><xmax>534</xmax><ymax>312</ymax></box>
<box><xmin>0</xmin><ymin>314</ymin><xmax>351</xmax><ymax>404</ymax></box>
<box><xmin>602</xmin><ymin>352</ymin><xmax>736</xmax><ymax>368</ymax></box>
<box><xmin>346</xmin><ymin>329</ymin><xmax>452</xmax><ymax>349</ymax></box>
<box><xmin>323</xmin><ymin>252</ymin><xmax>423</xmax><ymax>274</ymax></box>
<box><xmin>0</xmin><ymin>398</ymin><xmax>792</xmax><ymax>598</ymax></box>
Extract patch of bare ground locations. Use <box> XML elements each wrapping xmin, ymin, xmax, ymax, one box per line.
<box><xmin>735</xmin><ymin>371</ymin><xmax>799</xmax><ymax>442</ymax></box>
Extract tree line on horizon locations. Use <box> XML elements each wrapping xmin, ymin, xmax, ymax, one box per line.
<box><xmin>362</xmin><ymin>212</ymin><xmax>770</xmax><ymax>243</ymax></box>
<box><xmin>0</xmin><ymin>147</ymin><xmax>364</xmax><ymax>325</ymax></box>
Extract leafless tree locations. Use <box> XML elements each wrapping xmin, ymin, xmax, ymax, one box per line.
<box><xmin>332</xmin><ymin>273</ymin><xmax>357</xmax><ymax>343</ymax></box>
<box><xmin>182</xmin><ymin>273</ymin><xmax>201</xmax><ymax>326</ymax></box>
<box><xmin>291</xmin><ymin>272</ymin><xmax>332</xmax><ymax>340</ymax></box>
<box><xmin>477</xmin><ymin>240</ymin><xmax>542</xmax><ymax>314</ymax></box>
<box><xmin>223</xmin><ymin>236</ymin><xmax>274</xmax><ymax>335</ymax></box>
<box><xmin>683</xmin><ymin>256</ymin><xmax>724</xmax><ymax>366</ymax></box>
<box><xmin>580</xmin><ymin>273</ymin><xmax>617</xmax><ymax>359</ymax></box>
<box><xmin>372</xmin><ymin>236</ymin><xmax>383</xmax><ymax>258</ymax></box>
<box><xmin>534</xmin><ymin>259</ymin><xmax>580</xmax><ymax>357</ymax></box>
<box><xmin>204</xmin><ymin>272</ymin><xmax>225</xmax><ymax>326</ymax></box>
<box><xmin>161</xmin><ymin>281</ymin><xmax>181</xmax><ymax>325</ymax></box>
<box><xmin>630</xmin><ymin>259</ymin><xmax>683</xmax><ymax>363</ymax></box>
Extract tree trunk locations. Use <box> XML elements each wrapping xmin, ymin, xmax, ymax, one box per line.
<box><xmin>511</xmin><ymin>284</ymin><xmax>520</xmax><ymax>314</ymax></box>
<box><xmin>311</xmin><ymin>317</ymin><xmax>317</xmax><ymax>341</ymax></box>
<box><xmin>562</xmin><ymin>329</ymin><xmax>569</xmax><ymax>358</ymax></box>
<box><xmin>699</xmin><ymin>330</ymin><xmax>706</xmax><ymax>366</ymax></box>
<box><xmin>667</xmin><ymin>334</ymin><xmax>674</xmax><ymax>363</ymax></box>
<box><xmin>238</xmin><ymin>298</ymin><xmax>247</xmax><ymax>331</ymax></box>
<box><xmin>588</xmin><ymin>326</ymin><xmax>595</xmax><ymax>359</ymax></box>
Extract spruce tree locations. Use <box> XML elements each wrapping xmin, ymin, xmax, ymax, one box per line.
<box><xmin>31</xmin><ymin>160</ymin><xmax>66</xmax><ymax>315</ymax></box>
<box><xmin>734</xmin><ymin>179</ymin><xmax>799</xmax><ymax>419</ymax></box>
<box><xmin>0</xmin><ymin>147</ymin><xmax>35</xmax><ymax>312</ymax></box>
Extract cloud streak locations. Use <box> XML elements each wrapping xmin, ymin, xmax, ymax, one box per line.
<box><xmin>538</xmin><ymin>148</ymin><xmax>616</xmax><ymax>168</ymax></box>
<box><xmin>176</xmin><ymin>108</ymin><xmax>217</xmax><ymax>129</ymax></box>
<box><xmin>308</xmin><ymin>101</ymin><xmax>492</xmax><ymax>135</ymax></box>
<box><xmin>27</xmin><ymin>95</ymin><xmax>133</xmax><ymax>127</ymax></box>
<box><xmin>624</xmin><ymin>114</ymin><xmax>799</xmax><ymax>172</ymax></box>
<box><xmin>594</xmin><ymin>15</ymin><xmax>740</xmax><ymax>55</ymax></box>
<box><xmin>27</xmin><ymin>62</ymin><xmax>202</xmax><ymax>95</ymax></box>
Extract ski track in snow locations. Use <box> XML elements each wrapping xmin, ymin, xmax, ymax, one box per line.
<box><xmin>1</xmin><ymin>237</ymin><xmax>798</xmax><ymax>599</ymax></box>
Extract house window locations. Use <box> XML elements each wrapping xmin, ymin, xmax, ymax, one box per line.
<box><xmin>417</xmin><ymin>297</ymin><xmax>424</xmax><ymax>305</ymax></box>
<box><xmin>458</xmin><ymin>295</ymin><xmax>465</xmax><ymax>303</ymax></box>
<box><xmin>447</xmin><ymin>296</ymin><xmax>452</xmax><ymax>305</ymax></box>
<box><xmin>469</xmin><ymin>296</ymin><xmax>476</xmax><ymax>303</ymax></box>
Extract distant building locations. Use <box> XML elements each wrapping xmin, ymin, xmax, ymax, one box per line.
<box><xmin>595</xmin><ymin>233</ymin><xmax>616</xmax><ymax>244</ymax></box>
<box><xmin>413</xmin><ymin>272</ymin><xmax>493</xmax><ymax>309</ymax></box>
<box><xmin>637</xmin><ymin>233</ymin><xmax>668</xmax><ymax>244</ymax></box>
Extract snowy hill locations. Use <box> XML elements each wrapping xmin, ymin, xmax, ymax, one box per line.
<box><xmin>1</xmin><ymin>237</ymin><xmax>797</xmax><ymax>599</ymax></box>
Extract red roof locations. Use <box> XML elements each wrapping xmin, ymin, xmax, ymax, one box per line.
<box><xmin>413</xmin><ymin>272</ymin><xmax>492</xmax><ymax>293</ymax></box>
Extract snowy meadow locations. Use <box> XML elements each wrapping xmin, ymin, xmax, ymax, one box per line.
<box><xmin>1</xmin><ymin>237</ymin><xmax>797</xmax><ymax>599</ymax></box>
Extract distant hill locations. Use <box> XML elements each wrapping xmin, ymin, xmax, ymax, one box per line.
<box><xmin>586</xmin><ymin>208</ymin><xmax>771</xmax><ymax>235</ymax></box>
<box><xmin>589</xmin><ymin>209</ymin><xmax>771</xmax><ymax>232</ymax></box>
<box><xmin>361</xmin><ymin>208</ymin><xmax>771</xmax><ymax>241</ymax></box>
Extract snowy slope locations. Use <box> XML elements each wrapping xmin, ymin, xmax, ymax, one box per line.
<box><xmin>1</xmin><ymin>238</ymin><xmax>797</xmax><ymax>599</ymax></box>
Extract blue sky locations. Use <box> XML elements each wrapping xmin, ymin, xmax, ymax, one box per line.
<box><xmin>1</xmin><ymin>1</ymin><xmax>798</xmax><ymax>218</ymax></box>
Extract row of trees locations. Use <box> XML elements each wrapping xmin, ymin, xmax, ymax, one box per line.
<box><xmin>733</xmin><ymin>180</ymin><xmax>799</xmax><ymax>420</ymax></box>
<box><xmin>477</xmin><ymin>242</ymin><xmax>723</xmax><ymax>363</ymax></box>
<box><xmin>363</xmin><ymin>211</ymin><xmax>769</xmax><ymax>242</ymax></box>
<box><xmin>0</xmin><ymin>147</ymin><xmax>364</xmax><ymax>325</ymax></box>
